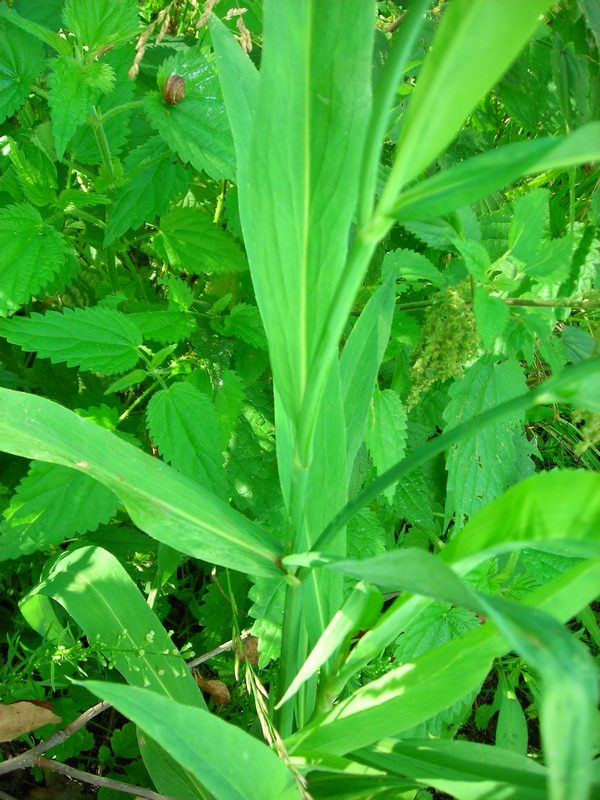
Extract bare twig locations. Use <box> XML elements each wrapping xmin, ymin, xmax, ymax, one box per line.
<box><xmin>0</xmin><ymin>633</ymin><xmax>252</xmax><ymax>783</ymax></box>
<box><xmin>187</xmin><ymin>630</ymin><xmax>251</xmax><ymax>668</ymax></box>
<box><xmin>36</xmin><ymin>758</ymin><xmax>172</xmax><ymax>800</ymax></box>
<box><xmin>385</xmin><ymin>11</ymin><xmax>407</xmax><ymax>34</ymax></box>
<box><xmin>0</xmin><ymin>701</ymin><xmax>110</xmax><ymax>776</ymax></box>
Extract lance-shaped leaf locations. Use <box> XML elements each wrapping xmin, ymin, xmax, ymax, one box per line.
<box><xmin>340</xmin><ymin>273</ymin><xmax>396</xmax><ymax>470</ymax></box>
<box><xmin>393</xmin><ymin>122</ymin><xmax>600</xmax><ymax>222</ymax></box>
<box><xmin>23</xmin><ymin>545</ymin><xmax>211</xmax><ymax>800</ymax></box>
<box><xmin>79</xmin><ymin>681</ymin><xmax>300</xmax><ymax>800</ymax></box>
<box><xmin>219</xmin><ymin>2</ymin><xmax>375</xmax><ymax>423</ymax></box>
<box><xmin>353</xmin><ymin>739</ymin><xmax>549</xmax><ymax>800</ymax></box>
<box><xmin>376</xmin><ymin>0</ymin><xmax>554</xmax><ymax>213</ymax></box>
<box><xmin>0</xmin><ymin>307</ymin><xmax>142</xmax><ymax>375</ymax></box>
<box><xmin>0</xmin><ymin>388</ymin><xmax>283</xmax><ymax>577</ymax></box>
<box><xmin>286</xmin><ymin>554</ymin><xmax>599</xmax><ymax>780</ymax></box>
<box><xmin>276</xmin><ymin>581</ymin><xmax>383</xmax><ymax>708</ymax></box>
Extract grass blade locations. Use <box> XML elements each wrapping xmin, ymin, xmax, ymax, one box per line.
<box><xmin>0</xmin><ymin>388</ymin><xmax>283</xmax><ymax>577</ymax></box>
<box><xmin>79</xmin><ymin>681</ymin><xmax>301</xmax><ymax>800</ymax></box>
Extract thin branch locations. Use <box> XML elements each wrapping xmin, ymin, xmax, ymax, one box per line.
<box><xmin>505</xmin><ymin>297</ymin><xmax>600</xmax><ymax>309</ymax></box>
<box><xmin>36</xmin><ymin>758</ymin><xmax>172</xmax><ymax>800</ymax></box>
<box><xmin>187</xmin><ymin>630</ymin><xmax>251</xmax><ymax>668</ymax></box>
<box><xmin>385</xmin><ymin>11</ymin><xmax>407</xmax><ymax>34</ymax></box>
<box><xmin>0</xmin><ymin>701</ymin><xmax>110</xmax><ymax>776</ymax></box>
<box><xmin>0</xmin><ymin>633</ymin><xmax>251</xmax><ymax>782</ymax></box>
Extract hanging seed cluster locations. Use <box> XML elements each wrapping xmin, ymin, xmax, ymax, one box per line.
<box><xmin>407</xmin><ymin>283</ymin><xmax>479</xmax><ymax>409</ymax></box>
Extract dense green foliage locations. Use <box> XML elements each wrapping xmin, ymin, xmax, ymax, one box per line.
<box><xmin>0</xmin><ymin>1</ymin><xmax>599</xmax><ymax>799</ymax></box>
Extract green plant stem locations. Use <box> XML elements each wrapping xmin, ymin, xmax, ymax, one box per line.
<box><xmin>90</xmin><ymin>107</ymin><xmax>115</xmax><ymax>184</ymax></box>
<box><xmin>396</xmin><ymin>297</ymin><xmax>600</xmax><ymax>313</ymax></box>
<box><xmin>100</xmin><ymin>100</ymin><xmax>145</xmax><ymax>124</ymax></box>
<box><xmin>276</xmin><ymin>441</ymin><xmax>311</xmax><ymax>735</ymax></box>
<box><xmin>118</xmin><ymin>378</ymin><xmax>161</xmax><ymax>423</ymax></box>
<box><xmin>310</xmin><ymin>356</ymin><xmax>600</xmax><ymax>554</ymax></box>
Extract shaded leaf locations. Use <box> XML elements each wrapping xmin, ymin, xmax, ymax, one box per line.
<box><xmin>80</xmin><ymin>681</ymin><xmax>300</xmax><ymax>800</ymax></box>
<box><xmin>0</xmin><ymin>462</ymin><xmax>117</xmax><ymax>560</ymax></box>
<box><xmin>128</xmin><ymin>310</ymin><xmax>195</xmax><ymax>344</ymax></box>
<box><xmin>156</xmin><ymin>206</ymin><xmax>247</xmax><ymax>274</ymax></box>
<box><xmin>0</xmin><ymin>388</ymin><xmax>283</xmax><ymax>577</ymax></box>
<box><xmin>0</xmin><ymin>203</ymin><xmax>69</xmax><ymax>316</ymax></box>
<box><xmin>248</xmin><ymin>576</ymin><xmax>285</xmax><ymax>667</ymax></box>
<box><xmin>105</xmin><ymin>137</ymin><xmax>188</xmax><ymax>244</ymax></box>
<box><xmin>444</xmin><ymin>358</ymin><xmax>529</xmax><ymax>525</ymax></box>
<box><xmin>365</xmin><ymin>388</ymin><xmax>407</xmax><ymax>503</ymax></box>
<box><xmin>0</xmin><ymin>307</ymin><xmax>142</xmax><ymax>374</ymax></box>
<box><xmin>146</xmin><ymin>382</ymin><xmax>228</xmax><ymax>498</ymax></box>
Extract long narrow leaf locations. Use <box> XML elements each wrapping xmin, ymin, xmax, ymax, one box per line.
<box><xmin>0</xmin><ymin>389</ymin><xmax>283</xmax><ymax>577</ymax></box>
<box><xmin>286</xmin><ymin>559</ymin><xmax>600</xmax><ymax>757</ymax></box>
<box><xmin>23</xmin><ymin>545</ymin><xmax>210</xmax><ymax>800</ymax></box>
<box><xmin>239</xmin><ymin>2</ymin><xmax>375</xmax><ymax>428</ymax></box>
<box><xmin>394</xmin><ymin>122</ymin><xmax>600</xmax><ymax>222</ymax></box>
<box><xmin>79</xmin><ymin>682</ymin><xmax>301</xmax><ymax>800</ymax></box>
<box><xmin>376</xmin><ymin>0</ymin><xmax>553</xmax><ymax>214</ymax></box>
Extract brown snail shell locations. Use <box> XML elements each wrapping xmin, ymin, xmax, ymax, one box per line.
<box><xmin>163</xmin><ymin>75</ymin><xmax>186</xmax><ymax>105</ymax></box>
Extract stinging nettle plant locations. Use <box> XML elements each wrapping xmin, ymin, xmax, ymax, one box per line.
<box><xmin>0</xmin><ymin>1</ymin><xmax>599</xmax><ymax>799</ymax></box>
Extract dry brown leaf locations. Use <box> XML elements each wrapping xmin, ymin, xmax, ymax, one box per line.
<box><xmin>194</xmin><ymin>675</ymin><xmax>231</xmax><ymax>705</ymax></box>
<box><xmin>242</xmin><ymin>635</ymin><xmax>260</xmax><ymax>665</ymax></box>
<box><xmin>0</xmin><ymin>700</ymin><xmax>62</xmax><ymax>742</ymax></box>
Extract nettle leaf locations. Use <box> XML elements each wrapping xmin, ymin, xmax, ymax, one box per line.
<box><xmin>0</xmin><ymin>19</ymin><xmax>45</xmax><ymax>124</ymax></box>
<box><xmin>0</xmin><ymin>462</ymin><xmax>117</xmax><ymax>560</ymax></box>
<box><xmin>383</xmin><ymin>248</ymin><xmax>445</xmax><ymax>288</ymax></box>
<box><xmin>509</xmin><ymin>188</ymin><xmax>549</xmax><ymax>263</ymax></box>
<box><xmin>215</xmin><ymin>370</ymin><xmax>246</xmax><ymax>448</ymax></box>
<box><xmin>62</xmin><ymin>0</ymin><xmax>139</xmax><ymax>50</ymax></box>
<box><xmin>146</xmin><ymin>382</ymin><xmax>228</xmax><ymax>499</ymax></box>
<box><xmin>213</xmin><ymin>304</ymin><xmax>267</xmax><ymax>350</ymax></box>
<box><xmin>144</xmin><ymin>49</ymin><xmax>235</xmax><ymax>180</ymax></box>
<box><xmin>228</xmin><ymin>409</ymin><xmax>283</xmax><ymax>521</ymax></box>
<box><xmin>6</xmin><ymin>139</ymin><xmax>58</xmax><ymax>207</ymax></box>
<box><xmin>393</xmin><ymin>602</ymin><xmax>481</xmax><ymax>739</ymax></box>
<box><xmin>48</xmin><ymin>56</ymin><xmax>115</xmax><ymax>159</ymax></box>
<box><xmin>156</xmin><ymin>207</ymin><xmax>247</xmax><ymax>275</ymax></box>
<box><xmin>394</xmin><ymin>469</ymin><xmax>435</xmax><ymax>530</ymax></box>
<box><xmin>248</xmin><ymin>576</ymin><xmax>285</xmax><ymax>668</ymax></box>
<box><xmin>128</xmin><ymin>311</ymin><xmax>195</xmax><ymax>344</ymax></box>
<box><xmin>444</xmin><ymin>357</ymin><xmax>529</xmax><ymax>525</ymax></box>
<box><xmin>473</xmin><ymin>287</ymin><xmax>511</xmax><ymax>350</ymax></box>
<box><xmin>347</xmin><ymin>509</ymin><xmax>387</xmax><ymax>560</ymax></box>
<box><xmin>527</xmin><ymin>236</ymin><xmax>573</xmax><ymax>285</ymax></box>
<box><xmin>365</xmin><ymin>388</ymin><xmax>407</xmax><ymax>503</ymax></box>
<box><xmin>0</xmin><ymin>307</ymin><xmax>142</xmax><ymax>374</ymax></box>
<box><xmin>105</xmin><ymin>137</ymin><xmax>188</xmax><ymax>244</ymax></box>
<box><xmin>0</xmin><ymin>203</ymin><xmax>70</xmax><ymax>316</ymax></box>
